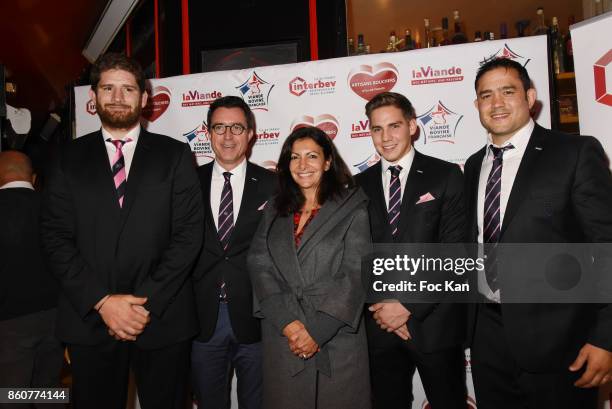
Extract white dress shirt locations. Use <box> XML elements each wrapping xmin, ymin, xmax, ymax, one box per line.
<box><xmin>101</xmin><ymin>125</ymin><xmax>140</xmax><ymax>178</ymax></box>
<box><xmin>210</xmin><ymin>159</ymin><xmax>247</xmax><ymax>230</ymax></box>
<box><xmin>0</xmin><ymin>181</ymin><xmax>34</xmax><ymax>190</ymax></box>
<box><xmin>380</xmin><ymin>147</ymin><xmax>416</xmax><ymax>209</ymax></box>
<box><xmin>477</xmin><ymin>118</ymin><xmax>534</xmax><ymax>301</ymax></box>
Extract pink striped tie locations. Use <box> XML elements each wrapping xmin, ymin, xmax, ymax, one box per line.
<box><xmin>109</xmin><ymin>138</ymin><xmax>131</xmax><ymax>208</ymax></box>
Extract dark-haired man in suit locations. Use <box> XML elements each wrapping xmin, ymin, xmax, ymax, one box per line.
<box><xmin>464</xmin><ymin>57</ymin><xmax>612</xmax><ymax>408</ymax></box>
<box><xmin>355</xmin><ymin>91</ymin><xmax>467</xmax><ymax>409</ymax></box>
<box><xmin>191</xmin><ymin>96</ymin><xmax>275</xmax><ymax>409</ymax></box>
<box><xmin>41</xmin><ymin>53</ymin><xmax>203</xmax><ymax>409</ymax></box>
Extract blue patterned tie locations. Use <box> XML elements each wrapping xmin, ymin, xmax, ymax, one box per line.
<box><xmin>217</xmin><ymin>172</ymin><xmax>233</xmax><ymax>302</ymax></box>
<box><xmin>388</xmin><ymin>165</ymin><xmax>402</xmax><ymax>237</ymax></box>
<box><xmin>483</xmin><ymin>145</ymin><xmax>514</xmax><ymax>292</ymax></box>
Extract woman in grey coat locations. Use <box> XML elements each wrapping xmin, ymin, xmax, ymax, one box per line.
<box><xmin>247</xmin><ymin>126</ymin><xmax>372</xmax><ymax>409</ymax></box>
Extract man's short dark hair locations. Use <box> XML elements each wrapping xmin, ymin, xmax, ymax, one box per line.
<box><xmin>365</xmin><ymin>92</ymin><xmax>416</xmax><ymax>121</ymax></box>
<box><xmin>475</xmin><ymin>58</ymin><xmax>532</xmax><ymax>92</ymax></box>
<box><xmin>207</xmin><ymin>96</ymin><xmax>256</xmax><ymax>131</ymax></box>
<box><xmin>90</xmin><ymin>53</ymin><xmax>145</xmax><ymax>92</ymax></box>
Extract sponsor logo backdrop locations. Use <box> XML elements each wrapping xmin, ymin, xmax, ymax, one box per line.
<box><xmin>75</xmin><ymin>36</ymin><xmax>563</xmax><ymax>408</ymax></box>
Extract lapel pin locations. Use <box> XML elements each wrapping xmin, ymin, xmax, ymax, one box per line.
<box><xmin>535</xmin><ymin>147</ymin><xmax>543</xmax><ymax>151</ymax></box>
<box><xmin>251</xmin><ymin>177</ymin><xmax>258</xmax><ymax>182</ymax></box>
<box><xmin>416</xmin><ymin>169</ymin><xmax>423</xmax><ymax>174</ymax></box>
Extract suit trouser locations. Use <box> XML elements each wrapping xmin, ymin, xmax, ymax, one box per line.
<box><xmin>0</xmin><ymin>308</ymin><xmax>64</xmax><ymax>409</ymax></box>
<box><xmin>471</xmin><ymin>303</ymin><xmax>597</xmax><ymax>409</ymax></box>
<box><xmin>191</xmin><ymin>302</ymin><xmax>262</xmax><ymax>409</ymax></box>
<box><xmin>67</xmin><ymin>337</ymin><xmax>191</xmax><ymax>409</ymax></box>
<box><xmin>368</xmin><ymin>326</ymin><xmax>467</xmax><ymax>409</ymax></box>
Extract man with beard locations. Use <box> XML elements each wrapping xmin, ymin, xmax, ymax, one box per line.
<box><xmin>41</xmin><ymin>53</ymin><xmax>204</xmax><ymax>409</ymax></box>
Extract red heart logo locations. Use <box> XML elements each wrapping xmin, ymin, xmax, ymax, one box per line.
<box><xmin>142</xmin><ymin>86</ymin><xmax>171</xmax><ymax>122</ymax></box>
<box><xmin>348</xmin><ymin>62</ymin><xmax>399</xmax><ymax>101</ymax></box>
<box><xmin>291</xmin><ymin>114</ymin><xmax>339</xmax><ymax>140</ymax></box>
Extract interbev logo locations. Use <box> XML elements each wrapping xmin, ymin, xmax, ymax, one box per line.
<box><xmin>289</xmin><ymin>76</ymin><xmax>337</xmax><ymax>97</ymax></box>
<box><xmin>594</xmin><ymin>49</ymin><xmax>612</xmax><ymax>107</ymax></box>
<box><xmin>480</xmin><ymin>44</ymin><xmax>531</xmax><ymax>67</ymax></box>
<box><xmin>348</xmin><ymin>63</ymin><xmax>398</xmax><ymax>100</ymax></box>
<box><xmin>416</xmin><ymin>101</ymin><xmax>464</xmax><ymax>144</ymax></box>
<box><xmin>290</xmin><ymin>114</ymin><xmax>339</xmax><ymax>140</ymax></box>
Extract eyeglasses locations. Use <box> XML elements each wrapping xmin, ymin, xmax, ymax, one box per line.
<box><xmin>211</xmin><ymin>123</ymin><xmax>246</xmax><ymax>136</ymax></box>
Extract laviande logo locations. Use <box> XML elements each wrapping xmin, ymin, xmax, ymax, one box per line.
<box><xmin>480</xmin><ymin>44</ymin><xmax>531</xmax><ymax>67</ymax></box>
<box><xmin>181</xmin><ymin>89</ymin><xmax>223</xmax><ymax>107</ymax></box>
<box><xmin>255</xmin><ymin>127</ymin><xmax>281</xmax><ymax>146</ymax></box>
<box><xmin>348</xmin><ymin>63</ymin><xmax>399</xmax><ymax>101</ymax></box>
<box><xmin>353</xmin><ymin>153</ymin><xmax>381</xmax><ymax>173</ymax></box>
<box><xmin>411</xmin><ymin>65</ymin><xmax>464</xmax><ymax>85</ymax></box>
<box><xmin>236</xmin><ymin>71</ymin><xmax>274</xmax><ymax>111</ymax></box>
<box><xmin>594</xmin><ymin>49</ymin><xmax>612</xmax><ymax>107</ymax></box>
<box><xmin>183</xmin><ymin>122</ymin><xmax>214</xmax><ymax>159</ymax></box>
<box><xmin>290</xmin><ymin>114</ymin><xmax>339</xmax><ymax>140</ymax></box>
<box><xmin>289</xmin><ymin>75</ymin><xmax>337</xmax><ymax>97</ymax></box>
<box><xmin>350</xmin><ymin>118</ymin><xmax>371</xmax><ymax>139</ymax></box>
<box><xmin>142</xmin><ymin>86</ymin><xmax>171</xmax><ymax>122</ymax></box>
<box><xmin>417</xmin><ymin>101</ymin><xmax>464</xmax><ymax>144</ymax></box>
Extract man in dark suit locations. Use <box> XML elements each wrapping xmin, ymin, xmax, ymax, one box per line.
<box><xmin>191</xmin><ymin>96</ymin><xmax>275</xmax><ymax>409</ymax></box>
<box><xmin>464</xmin><ymin>57</ymin><xmax>612</xmax><ymax>408</ymax></box>
<box><xmin>41</xmin><ymin>53</ymin><xmax>204</xmax><ymax>409</ymax></box>
<box><xmin>0</xmin><ymin>151</ymin><xmax>63</xmax><ymax>400</ymax></box>
<box><xmin>355</xmin><ymin>92</ymin><xmax>467</xmax><ymax>409</ymax></box>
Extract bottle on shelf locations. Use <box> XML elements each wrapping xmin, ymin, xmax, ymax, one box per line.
<box><xmin>439</xmin><ymin>17</ymin><xmax>450</xmax><ymax>46</ymax></box>
<box><xmin>500</xmin><ymin>23</ymin><xmax>508</xmax><ymax>39</ymax></box>
<box><xmin>424</xmin><ymin>18</ymin><xmax>432</xmax><ymax>48</ymax></box>
<box><xmin>347</xmin><ymin>38</ymin><xmax>355</xmax><ymax>56</ymax></box>
<box><xmin>356</xmin><ymin>34</ymin><xmax>366</xmax><ymax>55</ymax></box>
<box><xmin>403</xmin><ymin>29</ymin><xmax>416</xmax><ymax>51</ymax></box>
<box><xmin>565</xmin><ymin>15</ymin><xmax>575</xmax><ymax>72</ymax></box>
<box><xmin>516</xmin><ymin>20</ymin><xmax>530</xmax><ymax>37</ymax></box>
<box><xmin>451</xmin><ymin>10</ymin><xmax>468</xmax><ymax>44</ymax></box>
<box><xmin>532</xmin><ymin>7</ymin><xmax>549</xmax><ymax>36</ymax></box>
<box><xmin>551</xmin><ymin>17</ymin><xmax>566</xmax><ymax>74</ymax></box>
<box><xmin>474</xmin><ymin>31</ymin><xmax>483</xmax><ymax>42</ymax></box>
<box><xmin>486</xmin><ymin>31</ymin><xmax>495</xmax><ymax>41</ymax></box>
<box><xmin>386</xmin><ymin>30</ymin><xmax>404</xmax><ymax>52</ymax></box>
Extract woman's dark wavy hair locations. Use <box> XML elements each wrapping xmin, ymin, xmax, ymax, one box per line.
<box><xmin>275</xmin><ymin>126</ymin><xmax>354</xmax><ymax>215</ymax></box>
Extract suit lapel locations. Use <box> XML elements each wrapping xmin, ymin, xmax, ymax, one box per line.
<box><xmin>118</xmin><ymin>129</ymin><xmax>151</xmax><ymax>232</ymax></box>
<box><xmin>362</xmin><ymin>162</ymin><xmax>393</xmax><ymax>241</ymax></box>
<box><xmin>229</xmin><ymin>163</ymin><xmax>260</xmax><ymax>249</ymax></box>
<box><xmin>198</xmin><ymin>163</ymin><xmax>223</xmax><ymax>255</ymax></box>
<box><xmin>91</xmin><ymin>132</ymin><xmax>122</xmax><ymax>223</ymax></box>
<box><xmin>500</xmin><ymin>126</ymin><xmax>546</xmax><ymax>237</ymax></box>
<box><xmin>396</xmin><ymin>150</ymin><xmax>429</xmax><ymax>240</ymax></box>
<box><xmin>467</xmin><ymin>147</ymin><xmax>486</xmax><ymax>242</ymax></box>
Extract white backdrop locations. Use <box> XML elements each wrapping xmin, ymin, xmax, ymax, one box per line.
<box><xmin>75</xmin><ymin>36</ymin><xmax>553</xmax><ymax>408</ymax></box>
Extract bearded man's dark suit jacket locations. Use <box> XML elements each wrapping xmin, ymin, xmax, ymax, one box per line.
<box><xmin>355</xmin><ymin>149</ymin><xmax>467</xmax><ymax>409</ymax></box>
<box><xmin>192</xmin><ymin>161</ymin><xmax>276</xmax><ymax>344</ymax></box>
<box><xmin>463</xmin><ymin>124</ymin><xmax>612</xmax><ymax>372</ymax></box>
<box><xmin>41</xmin><ymin>129</ymin><xmax>204</xmax><ymax>408</ymax></box>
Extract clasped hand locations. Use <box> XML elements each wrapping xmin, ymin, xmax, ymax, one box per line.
<box><xmin>98</xmin><ymin>294</ymin><xmax>151</xmax><ymax>341</ymax></box>
<box><xmin>283</xmin><ymin>320</ymin><xmax>319</xmax><ymax>359</ymax></box>
<box><xmin>369</xmin><ymin>301</ymin><xmax>412</xmax><ymax>341</ymax></box>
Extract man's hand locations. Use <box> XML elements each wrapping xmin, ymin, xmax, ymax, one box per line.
<box><xmin>569</xmin><ymin>343</ymin><xmax>612</xmax><ymax>387</ymax></box>
<box><xmin>98</xmin><ymin>295</ymin><xmax>150</xmax><ymax>341</ymax></box>
<box><xmin>393</xmin><ymin>324</ymin><xmax>412</xmax><ymax>341</ymax></box>
<box><xmin>282</xmin><ymin>320</ymin><xmax>319</xmax><ymax>359</ymax></box>
<box><xmin>369</xmin><ymin>301</ymin><xmax>411</xmax><ymax>332</ymax></box>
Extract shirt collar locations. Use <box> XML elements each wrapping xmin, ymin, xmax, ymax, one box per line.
<box><xmin>0</xmin><ymin>180</ymin><xmax>34</xmax><ymax>190</ymax></box>
<box><xmin>213</xmin><ymin>158</ymin><xmax>247</xmax><ymax>179</ymax></box>
<box><xmin>101</xmin><ymin>124</ymin><xmax>141</xmax><ymax>145</ymax></box>
<box><xmin>487</xmin><ymin>119</ymin><xmax>534</xmax><ymax>153</ymax></box>
<box><xmin>380</xmin><ymin>146</ymin><xmax>415</xmax><ymax>174</ymax></box>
